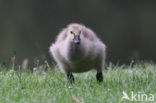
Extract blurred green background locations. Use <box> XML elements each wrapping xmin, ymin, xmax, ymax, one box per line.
<box><xmin>0</xmin><ymin>0</ymin><xmax>156</xmax><ymax>65</ymax></box>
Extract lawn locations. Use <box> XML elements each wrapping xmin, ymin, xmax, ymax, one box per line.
<box><xmin>0</xmin><ymin>64</ymin><xmax>156</xmax><ymax>103</ymax></box>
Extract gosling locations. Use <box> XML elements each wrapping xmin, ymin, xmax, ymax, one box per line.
<box><xmin>49</xmin><ymin>23</ymin><xmax>106</xmax><ymax>83</ymax></box>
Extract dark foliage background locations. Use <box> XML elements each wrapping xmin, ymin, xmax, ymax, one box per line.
<box><xmin>0</xmin><ymin>0</ymin><xmax>156</xmax><ymax>65</ymax></box>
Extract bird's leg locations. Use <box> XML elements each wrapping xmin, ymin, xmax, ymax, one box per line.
<box><xmin>96</xmin><ymin>71</ymin><xmax>103</xmax><ymax>82</ymax></box>
<box><xmin>67</xmin><ymin>72</ymin><xmax>74</xmax><ymax>83</ymax></box>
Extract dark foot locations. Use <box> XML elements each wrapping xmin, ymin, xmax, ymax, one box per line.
<box><xmin>67</xmin><ymin>72</ymin><xmax>74</xmax><ymax>83</ymax></box>
<box><xmin>96</xmin><ymin>72</ymin><xmax>103</xmax><ymax>82</ymax></box>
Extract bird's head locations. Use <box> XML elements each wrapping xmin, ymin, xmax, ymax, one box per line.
<box><xmin>68</xmin><ymin>24</ymin><xmax>83</xmax><ymax>44</ymax></box>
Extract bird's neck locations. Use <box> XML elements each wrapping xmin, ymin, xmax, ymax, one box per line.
<box><xmin>66</xmin><ymin>39</ymin><xmax>82</xmax><ymax>61</ymax></box>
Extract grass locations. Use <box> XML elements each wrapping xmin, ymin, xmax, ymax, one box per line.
<box><xmin>0</xmin><ymin>64</ymin><xmax>156</xmax><ymax>103</ymax></box>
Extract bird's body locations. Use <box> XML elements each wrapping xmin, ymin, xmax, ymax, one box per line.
<box><xmin>49</xmin><ymin>23</ymin><xmax>106</xmax><ymax>83</ymax></box>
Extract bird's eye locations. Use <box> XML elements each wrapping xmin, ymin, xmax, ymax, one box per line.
<box><xmin>70</xmin><ymin>31</ymin><xmax>73</xmax><ymax>34</ymax></box>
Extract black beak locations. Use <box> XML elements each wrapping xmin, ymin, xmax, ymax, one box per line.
<box><xmin>73</xmin><ymin>35</ymin><xmax>80</xmax><ymax>44</ymax></box>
